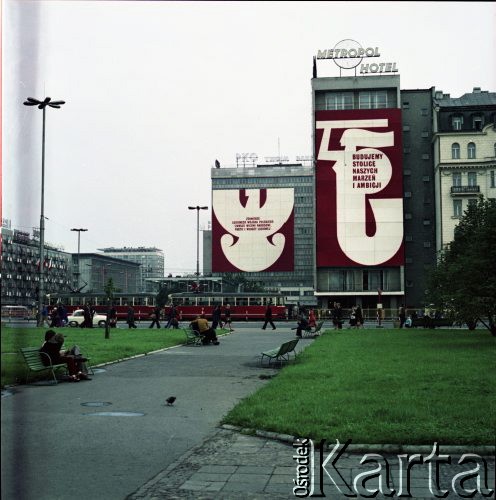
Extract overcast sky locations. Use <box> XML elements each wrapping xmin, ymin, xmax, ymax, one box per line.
<box><xmin>3</xmin><ymin>1</ymin><xmax>495</xmax><ymax>275</ymax></box>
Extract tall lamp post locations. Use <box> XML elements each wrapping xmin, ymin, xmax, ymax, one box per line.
<box><xmin>24</xmin><ymin>97</ymin><xmax>65</xmax><ymax>325</ymax></box>
<box><xmin>71</xmin><ymin>228</ymin><xmax>87</xmax><ymax>289</ymax></box>
<box><xmin>188</xmin><ymin>205</ymin><xmax>208</xmax><ymax>288</ymax></box>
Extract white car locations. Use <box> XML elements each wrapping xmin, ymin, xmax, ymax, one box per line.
<box><xmin>67</xmin><ymin>309</ymin><xmax>107</xmax><ymax>328</ymax></box>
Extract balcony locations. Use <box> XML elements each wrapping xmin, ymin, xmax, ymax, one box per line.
<box><xmin>450</xmin><ymin>185</ymin><xmax>480</xmax><ymax>196</ymax></box>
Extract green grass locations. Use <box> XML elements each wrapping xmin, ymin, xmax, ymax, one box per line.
<box><xmin>1</xmin><ymin>325</ymin><xmax>193</xmax><ymax>387</ymax></box>
<box><xmin>223</xmin><ymin>329</ymin><xmax>496</xmax><ymax>445</ymax></box>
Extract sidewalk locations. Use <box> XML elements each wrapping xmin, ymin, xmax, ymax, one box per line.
<box><xmin>129</xmin><ymin>427</ymin><xmax>495</xmax><ymax>500</ymax></box>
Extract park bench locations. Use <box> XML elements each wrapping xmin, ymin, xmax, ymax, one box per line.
<box><xmin>411</xmin><ymin>317</ymin><xmax>454</xmax><ymax>329</ymax></box>
<box><xmin>260</xmin><ymin>338</ymin><xmax>300</xmax><ymax>366</ymax></box>
<box><xmin>303</xmin><ymin>320</ymin><xmax>325</xmax><ymax>338</ymax></box>
<box><xmin>184</xmin><ymin>327</ymin><xmax>203</xmax><ymax>346</ymax></box>
<box><xmin>20</xmin><ymin>347</ymin><xmax>68</xmax><ymax>384</ymax></box>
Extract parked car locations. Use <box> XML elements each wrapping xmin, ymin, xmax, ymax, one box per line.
<box><xmin>67</xmin><ymin>309</ymin><xmax>107</xmax><ymax>328</ymax></box>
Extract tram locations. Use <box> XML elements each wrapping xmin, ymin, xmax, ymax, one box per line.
<box><xmin>47</xmin><ymin>291</ymin><xmax>288</xmax><ymax>322</ymax></box>
<box><xmin>168</xmin><ymin>292</ymin><xmax>287</xmax><ymax>321</ymax></box>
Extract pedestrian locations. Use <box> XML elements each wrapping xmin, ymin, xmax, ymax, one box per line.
<box><xmin>223</xmin><ymin>303</ymin><xmax>233</xmax><ymax>331</ymax></box>
<box><xmin>164</xmin><ymin>304</ymin><xmax>176</xmax><ymax>329</ymax></box>
<box><xmin>399</xmin><ymin>304</ymin><xmax>406</xmax><ymax>328</ymax></box>
<box><xmin>332</xmin><ymin>302</ymin><xmax>343</xmax><ymax>330</ymax></box>
<box><xmin>89</xmin><ymin>304</ymin><xmax>96</xmax><ymax>328</ymax></box>
<box><xmin>308</xmin><ymin>308</ymin><xmax>316</xmax><ymax>328</ymax></box>
<box><xmin>149</xmin><ymin>306</ymin><xmax>161</xmax><ymax>328</ymax></box>
<box><xmin>211</xmin><ymin>304</ymin><xmax>223</xmax><ymax>330</ymax></box>
<box><xmin>355</xmin><ymin>305</ymin><xmax>364</xmax><ymax>328</ymax></box>
<box><xmin>349</xmin><ymin>306</ymin><xmax>357</xmax><ymax>328</ymax></box>
<box><xmin>58</xmin><ymin>304</ymin><xmax>68</xmax><ymax>327</ymax></box>
<box><xmin>108</xmin><ymin>305</ymin><xmax>118</xmax><ymax>328</ymax></box>
<box><xmin>40</xmin><ymin>304</ymin><xmax>50</xmax><ymax>327</ymax></box>
<box><xmin>262</xmin><ymin>301</ymin><xmax>276</xmax><ymax>330</ymax></box>
<box><xmin>126</xmin><ymin>305</ymin><xmax>137</xmax><ymax>329</ymax></box>
<box><xmin>81</xmin><ymin>304</ymin><xmax>92</xmax><ymax>328</ymax></box>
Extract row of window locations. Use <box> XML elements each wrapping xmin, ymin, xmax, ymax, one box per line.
<box><xmin>451</xmin><ymin>114</ymin><xmax>486</xmax><ymax>131</ymax></box>
<box><xmin>453</xmin><ymin>198</ymin><xmax>478</xmax><ymax>217</ymax></box>
<box><xmin>452</xmin><ymin>171</ymin><xmax>496</xmax><ymax>188</ymax></box>
<box><xmin>451</xmin><ymin>142</ymin><xmax>484</xmax><ymax>160</ymax></box>
<box><xmin>325</xmin><ymin>91</ymin><xmax>389</xmax><ymax>110</ymax></box>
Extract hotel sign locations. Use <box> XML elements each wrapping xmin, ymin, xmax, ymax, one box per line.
<box><xmin>317</xmin><ymin>39</ymin><xmax>398</xmax><ymax>74</ymax></box>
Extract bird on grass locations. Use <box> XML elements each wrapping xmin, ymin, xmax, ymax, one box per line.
<box><xmin>165</xmin><ymin>396</ymin><xmax>176</xmax><ymax>406</ymax></box>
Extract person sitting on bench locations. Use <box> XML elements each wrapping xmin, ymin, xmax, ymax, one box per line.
<box><xmin>190</xmin><ymin>315</ymin><xmax>220</xmax><ymax>345</ymax></box>
<box><xmin>295</xmin><ymin>312</ymin><xmax>309</xmax><ymax>338</ymax></box>
<box><xmin>39</xmin><ymin>331</ymin><xmax>91</xmax><ymax>381</ymax></box>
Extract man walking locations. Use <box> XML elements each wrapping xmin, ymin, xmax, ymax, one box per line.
<box><xmin>262</xmin><ymin>302</ymin><xmax>276</xmax><ymax>330</ymax></box>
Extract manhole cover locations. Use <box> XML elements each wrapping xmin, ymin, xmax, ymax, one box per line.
<box><xmin>81</xmin><ymin>402</ymin><xmax>112</xmax><ymax>407</ymax></box>
<box><xmin>84</xmin><ymin>411</ymin><xmax>145</xmax><ymax>417</ymax></box>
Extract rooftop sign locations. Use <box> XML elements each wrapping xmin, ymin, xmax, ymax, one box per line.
<box><xmin>316</xmin><ymin>39</ymin><xmax>398</xmax><ymax>74</ymax></box>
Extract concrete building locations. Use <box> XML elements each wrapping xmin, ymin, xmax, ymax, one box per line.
<box><xmin>210</xmin><ymin>162</ymin><xmax>316</xmax><ymax>306</ymax></box>
<box><xmin>433</xmin><ymin>88</ymin><xmax>496</xmax><ymax>251</ymax></box>
<box><xmin>1</xmin><ymin>225</ymin><xmax>72</xmax><ymax>306</ymax></box>
<box><xmin>98</xmin><ymin>247</ymin><xmax>164</xmax><ymax>293</ymax></box>
<box><xmin>76</xmin><ymin>253</ymin><xmax>140</xmax><ymax>295</ymax></box>
<box><xmin>311</xmin><ymin>75</ymin><xmax>406</xmax><ymax>311</ymax></box>
<box><xmin>400</xmin><ymin>88</ymin><xmax>437</xmax><ymax>307</ymax></box>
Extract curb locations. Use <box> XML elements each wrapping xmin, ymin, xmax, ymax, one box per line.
<box><xmin>219</xmin><ymin>424</ymin><xmax>496</xmax><ymax>456</ymax></box>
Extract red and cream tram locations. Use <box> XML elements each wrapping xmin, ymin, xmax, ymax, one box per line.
<box><xmin>47</xmin><ymin>292</ymin><xmax>287</xmax><ymax>322</ymax></box>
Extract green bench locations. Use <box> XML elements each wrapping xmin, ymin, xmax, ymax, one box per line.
<box><xmin>184</xmin><ymin>327</ymin><xmax>203</xmax><ymax>346</ymax></box>
<box><xmin>302</xmin><ymin>320</ymin><xmax>325</xmax><ymax>338</ymax></box>
<box><xmin>260</xmin><ymin>338</ymin><xmax>300</xmax><ymax>366</ymax></box>
<box><xmin>20</xmin><ymin>347</ymin><xmax>68</xmax><ymax>384</ymax></box>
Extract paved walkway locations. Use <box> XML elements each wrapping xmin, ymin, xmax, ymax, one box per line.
<box><xmin>2</xmin><ymin>324</ymin><xmax>495</xmax><ymax>500</ymax></box>
<box><xmin>129</xmin><ymin>428</ymin><xmax>495</xmax><ymax>500</ymax></box>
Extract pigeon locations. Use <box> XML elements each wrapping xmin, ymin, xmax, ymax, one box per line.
<box><xmin>165</xmin><ymin>396</ymin><xmax>176</xmax><ymax>406</ymax></box>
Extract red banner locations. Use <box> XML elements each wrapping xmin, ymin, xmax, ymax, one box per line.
<box><xmin>212</xmin><ymin>188</ymin><xmax>294</xmax><ymax>272</ymax></box>
<box><xmin>315</xmin><ymin>108</ymin><xmax>404</xmax><ymax>267</ymax></box>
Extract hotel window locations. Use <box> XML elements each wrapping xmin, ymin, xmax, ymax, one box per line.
<box><xmin>453</xmin><ymin>199</ymin><xmax>462</xmax><ymax>217</ymax></box>
<box><xmin>359</xmin><ymin>91</ymin><xmax>388</xmax><ymax>109</ymax></box>
<box><xmin>452</xmin><ymin>115</ymin><xmax>463</xmax><ymax>130</ymax></box>
<box><xmin>473</xmin><ymin>115</ymin><xmax>484</xmax><ymax>131</ymax></box>
<box><xmin>325</xmin><ymin>92</ymin><xmax>353</xmax><ymax>110</ymax></box>
<box><xmin>452</xmin><ymin>172</ymin><xmax>461</xmax><ymax>186</ymax></box>
<box><xmin>451</xmin><ymin>143</ymin><xmax>460</xmax><ymax>159</ymax></box>
<box><xmin>491</xmin><ymin>171</ymin><xmax>495</xmax><ymax>188</ymax></box>
<box><xmin>467</xmin><ymin>172</ymin><xmax>477</xmax><ymax>186</ymax></box>
<box><xmin>467</xmin><ymin>142</ymin><xmax>476</xmax><ymax>159</ymax></box>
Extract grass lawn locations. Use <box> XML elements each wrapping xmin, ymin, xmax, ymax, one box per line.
<box><xmin>1</xmin><ymin>325</ymin><xmax>197</xmax><ymax>387</ymax></box>
<box><xmin>223</xmin><ymin>328</ymin><xmax>496</xmax><ymax>445</ymax></box>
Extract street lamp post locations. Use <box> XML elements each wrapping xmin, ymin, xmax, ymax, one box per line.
<box><xmin>24</xmin><ymin>97</ymin><xmax>65</xmax><ymax>326</ymax></box>
<box><xmin>71</xmin><ymin>228</ymin><xmax>88</xmax><ymax>289</ymax></box>
<box><xmin>188</xmin><ymin>205</ymin><xmax>208</xmax><ymax>288</ymax></box>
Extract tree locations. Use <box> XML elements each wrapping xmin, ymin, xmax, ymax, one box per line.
<box><xmin>427</xmin><ymin>196</ymin><xmax>496</xmax><ymax>335</ymax></box>
<box><xmin>156</xmin><ymin>283</ymin><xmax>183</xmax><ymax>308</ymax></box>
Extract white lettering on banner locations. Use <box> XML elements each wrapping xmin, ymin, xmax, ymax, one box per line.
<box><xmin>316</xmin><ymin>119</ymin><xmax>403</xmax><ymax>265</ymax></box>
<box><xmin>213</xmin><ymin>189</ymin><xmax>294</xmax><ymax>272</ymax></box>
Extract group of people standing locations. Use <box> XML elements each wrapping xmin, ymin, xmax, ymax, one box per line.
<box><xmin>330</xmin><ymin>302</ymin><xmax>364</xmax><ymax>329</ymax></box>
